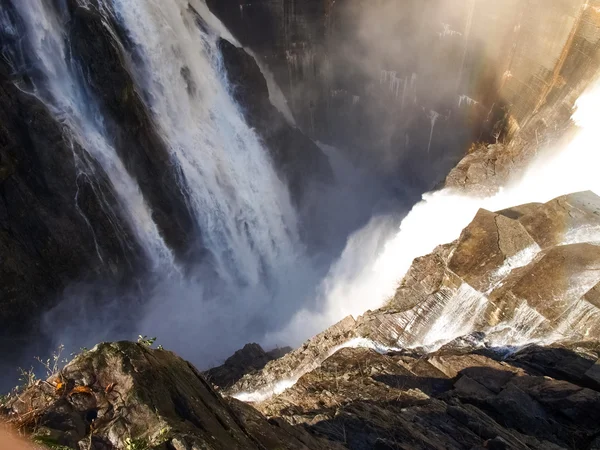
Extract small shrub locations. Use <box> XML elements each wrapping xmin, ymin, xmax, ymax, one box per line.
<box><xmin>137</xmin><ymin>336</ymin><xmax>157</xmax><ymax>347</ymax></box>
<box><xmin>35</xmin><ymin>344</ymin><xmax>67</xmax><ymax>378</ymax></box>
<box><xmin>125</xmin><ymin>437</ymin><xmax>150</xmax><ymax>450</ymax></box>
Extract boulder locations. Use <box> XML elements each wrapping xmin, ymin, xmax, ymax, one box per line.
<box><xmin>204</xmin><ymin>343</ymin><xmax>291</xmax><ymax>389</ymax></box>
<box><xmin>448</xmin><ymin>208</ymin><xmax>539</xmax><ymax>293</ymax></box>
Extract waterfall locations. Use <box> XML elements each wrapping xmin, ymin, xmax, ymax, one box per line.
<box><xmin>109</xmin><ymin>0</ymin><xmax>302</xmax><ymax>288</ymax></box>
<box><xmin>10</xmin><ymin>0</ymin><xmax>176</xmax><ymax>271</ymax></box>
<box><xmin>3</xmin><ymin>0</ymin><xmax>317</xmax><ymax>364</ymax></box>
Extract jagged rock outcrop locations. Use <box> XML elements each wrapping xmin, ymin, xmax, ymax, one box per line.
<box><xmin>217</xmin><ymin>191</ymin><xmax>600</xmax><ymax>448</ymax></box>
<box><xmin>205</xmin><ymin>343</ymin><xmax>292</xmax><ymax>389</ymax></box>
<box><xmin>1</xmin><ymin>342</ymin><xmax>343</xmax><ymax>450</ymax></box>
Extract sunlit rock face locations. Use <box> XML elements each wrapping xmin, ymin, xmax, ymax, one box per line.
<box><xmin>207</xmin><ymin>0</ymin><xmax>600</xmax><ymax>194</ymax></box>
<box><xmin>222</xmin><ymin>191</ymin><xmax>600</xmax><ymax>403</ymax></box>
<box><xmin>356</xmin><ymin>190</ymin><xmax>600</xmax><ymax>350</ymax></box>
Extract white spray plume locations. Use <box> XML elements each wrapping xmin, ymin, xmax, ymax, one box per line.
<box><xmin>269</xmin><ymin>78</ymin><xmax>600</xmax><ymax>347</ymax></box>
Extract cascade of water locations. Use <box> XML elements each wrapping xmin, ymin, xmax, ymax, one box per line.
<box><xmin>420</xmin><ymin>283</ymin><xmax>489</xmax><ymax>348</ymax></box>
<box><xmin>10</xmin><ymin>0</ymin><xmax>176</xmax><ymax>272</ymax></box>
<box><xmin>108</xmin><ymin>0</ymin><xmax>303</xmax><ymax>290</ymax></box>
<box><xmin>4</xmin><ymin>0</ymin><xmax>320</xmax><ymax>362</ymax></box>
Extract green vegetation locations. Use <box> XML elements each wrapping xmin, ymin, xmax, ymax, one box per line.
<box><xmin>32</xmin><ymin>435</ymin><xmax>73</xmax><ymax>450</ymax></box>
<box><xmin>137</xmin><ymin>335</ymin><xmax>157</xmax><ymax>347</ymax></box>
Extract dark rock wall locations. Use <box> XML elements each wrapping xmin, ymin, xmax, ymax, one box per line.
<box><xmin>0</xmin><ymin>3</ymin><xmax>146</xmax><ymax>350</ymax></box>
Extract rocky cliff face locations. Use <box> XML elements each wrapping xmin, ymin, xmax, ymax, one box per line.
<box><xmin>206</xmin><ymin>0</ymin><xmax>600</xmax><ymax>194</ymax></box>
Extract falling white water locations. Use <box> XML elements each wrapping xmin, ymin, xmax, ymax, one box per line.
<box><xmin>11</xmin><ymin>0</ymin><xmax>175</xmax><ymax>271</ymax></box>
<box><xmin>484</xmin><ymin>303</ymin><xmax>547</xmax><ymax>349</ymax></box>
<box><xmin>233</xmin><ymin>378</ymin><xmax>298</xmax><ymax>403</ymax></box>
<box><xmin>419</xmin><ymin>283</ymin><xmax>489</xmax><ymax>348</ymax></box>
<box><xmin>426</xmin><ymin>110</ymin><xmax>441</xmax><ymax>154</ymax></box>
<box><xmin>245</xmin><ymin>46</ymin><xmax>296</xmax><ymax>125</ymax></box>
<box><xmin>380</xmin><ymin>70</ymin><xmax>403</xmax><ymax>100</ymax></box>
<box><xmin>110</xmin><ymin>0</ymin><xmax>303</xmax><ymax>288</ymax></box>
<box><xmin>90</xmin><ymin>0</ymin><xmax>322</xmax><ymax>362</ymax></box>
<box><xmin>438</xmin><ymin>23</ymin><xmax>462</xmax><ymax>39</ymax></box>
<box><xmin>4</xmin><ymin>0</ymin><xmax>326</xmax><ymax>365</ymax></box>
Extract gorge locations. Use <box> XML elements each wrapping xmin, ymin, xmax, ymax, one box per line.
<box><xmin>2</xmin><ymin>1</ymin><xmax>600</xmax><ymax>449</ymax></box>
